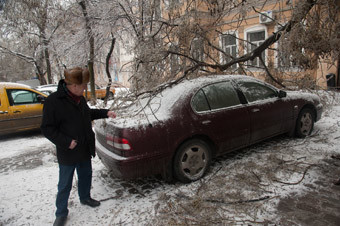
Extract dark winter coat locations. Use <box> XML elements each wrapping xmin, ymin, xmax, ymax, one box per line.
<box><xmin>41</xmin><ymin>80</ymin><xmax>108</xmax><ymax>165</ymax></box>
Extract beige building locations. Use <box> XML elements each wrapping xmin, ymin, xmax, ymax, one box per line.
<box><xmin>94</xmin><ymin>40</ymin><xmax>132</xmax><ymax>88</ymax></box>
<box><xmin>97</xmin><ymin>0</ymin><xmax>339</xmax><ymax>90</ymax></box>
<box><xmin>161</xmin><ymin>0</ymin><xmax>339</xmax><ymax>89</ymax></box>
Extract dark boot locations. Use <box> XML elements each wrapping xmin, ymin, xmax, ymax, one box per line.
<box><xmin>80</xmin><ymin>198</ymin><xmax>100</xmax><ymax>207</ymax></box>
<box><xmin>53</xmin><ymin>216</ymin><xmax>67</xmax><ymax>226</ymax></box>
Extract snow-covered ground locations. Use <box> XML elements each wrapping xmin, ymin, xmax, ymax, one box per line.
<box><xmin>0</xmin><ymin>91</ymin><xmax>339</xmax><ymax>225</ymax></box>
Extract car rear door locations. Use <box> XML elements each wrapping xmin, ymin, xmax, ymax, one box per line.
<box><xmin>191</xmin><ymin>81</ymin><xmax>250</xmax><ymax>153</ymax></box>
<box><xmin>6</xmin><ymin>89</ymin><xmax>45</xmax><ymax>132</ymax></box>
<box><xmin>236</xmin><ymin>80</ymin><xmax>291</xmax><ymax>143</ymax></box>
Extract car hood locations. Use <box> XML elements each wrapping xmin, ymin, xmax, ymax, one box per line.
<box><xmin>285</xmin><ymin>90</ymin><xmax>322</xmax><ymax>104</ymax></box>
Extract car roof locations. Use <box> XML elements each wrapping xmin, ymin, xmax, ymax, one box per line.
<box><xmin>156</xmin><ymin>74</ymin><xmax>255</xmax><ymax>98</ymax></box>
<box><xmin>37</xmin><ymin>86</ymin><xmax>55</xmax><ymax>90</ymax></box>
<box><xmin>36</xmin><ymin>84</ymin><xmax>57</xmax><ymax>88</ymax></box>
<box><xmin>0</xmin><ymin>82</ymin><xmax>48</xmax><ymax>97</ymax></box>
<box><xmin>0</xmin><ymin>82</ymin><xmax>32</xmax><ymax>89</ymax></box>
<box><xmin>111</xmin><ymin>74</ymin><xmax>256</xmax><ymax>128</ymax></box>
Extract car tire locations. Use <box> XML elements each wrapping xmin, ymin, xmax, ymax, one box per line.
<box><xmin>173</xmin><ymin>139</ymin><xmax>211</xmax><ymax>183</ymax></box>
<box><xmin>295</xmin><ymin>108</ymin><xmax>314</xmax><ymax>138</ymax></box>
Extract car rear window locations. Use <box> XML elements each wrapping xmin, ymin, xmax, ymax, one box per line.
<box><xmin>192</xmin><ymin>89</ymin><xmax>210</xmax><ymax>112</ymax></box>
<box><xmin>203</xmin><ymin>82</ymin><xmax>241</xmax><ymax>110</ymax></box>
<box><xmin>192</xmin><ymin>81</ymin><xmax>241</xmax><ymax>112</ymax></box>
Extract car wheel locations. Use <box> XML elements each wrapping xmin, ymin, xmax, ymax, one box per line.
<box><xmin>173</xmin><ymin>139</ymin><xmax>211</xmax><ymax>183</ymax></box>
<box><xmin>295</xmin><ymin>108</ymin><xmax>314</xmax><ymax>138</ymax></box>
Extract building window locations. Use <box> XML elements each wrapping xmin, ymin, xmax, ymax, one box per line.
<box><xmin>163</xmin><ymin>0</ymin><xmax>181</xmax><ymax>9</ymax></box>
<box><xmin>191</xmin><ymin>38</ymin><xmax>204</xmax><ymax>62</ymax></box>
<box><xmin>169</xmin><ymin>44</ymin><xmax>180</xmax><ymax>75</ymax></box>
<box><xmin>246</xmin><ymin>30</ymin><xmax>265</xmax><ymax>68</ymax></box>
<box><xmin>277</xmin><ymin>50</ymin><xmax>294</xmax><ymax>69</ymax></box>
<box><xmin>220</xmin><ymin>33</ymin><xmax>237</xmax><ymax>69</ymax></box>
<box><xmin>277</xmin><ymin>39</ymin><xmax>298</xmax><ymax>70</ymax></box>
<box><xmin>153</xmin><ymin>0</ymin><xmax>161</xmax><ymax>20</ymax></box>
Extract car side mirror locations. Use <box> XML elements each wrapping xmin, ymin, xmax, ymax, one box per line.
<box><xmin>37</xmin><ymin>95</ymin><xmax>46</xmax><ymax>103</ymax></box>
<box><xmin>278</xmin><ymin>90</ymin><xmax>287</xmax><ymax>98</ymax></box>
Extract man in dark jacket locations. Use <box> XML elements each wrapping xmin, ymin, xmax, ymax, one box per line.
<box><xmin>41</xmin><ymin>67</ymin><xmax>116</xmax><ymax>226</ymax></box>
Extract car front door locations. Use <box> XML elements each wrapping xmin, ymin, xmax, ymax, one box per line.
<box><xmin>0</xmin><ymin>92</ymin><xmax>13</xmax><ymax>135</ymax></box>
<box><xmin>6</xmin><ymin>89</ymin><xmax>45</xmax><ymax>132</ymax></box>
<box><xmin>237</xmin><ymin>80</ymin><xmax>290</xmax><ymax>143</ymax></box>
<box><xmin>191</xmin><ymin>81</ymin><xmax>250</xmax><ymax>153</ymax></box>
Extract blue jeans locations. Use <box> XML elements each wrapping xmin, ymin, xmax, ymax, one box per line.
<box><xmin>55</xmin><ymin>160</ymin><xmax>92</xmax><ymax>217</ymax></box>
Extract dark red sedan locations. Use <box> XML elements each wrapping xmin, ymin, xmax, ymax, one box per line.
<box><xmin>94</xmin><ymin>75</ymin><xmax>322</xmax><ymax>183</ymax></box>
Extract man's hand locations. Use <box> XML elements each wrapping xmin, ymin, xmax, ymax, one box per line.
<box><xmin>107</xmin><ymin>111</ymin><xmax>116</xmax><ymax>118</ymax></box>
<box><xmin>69</xmin><ymin>140</ymin><xmax>78</xmax><ymax>149</ymax></box>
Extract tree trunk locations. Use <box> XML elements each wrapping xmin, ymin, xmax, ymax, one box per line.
<box><xmin>88</xmin><ymin>35</ymin><xmax>95</xmax><ymax>100</ymax></box>
<box><xmin>79</xmin><ymin>0</ymin><xmax>96</xmax><ymax>100</ymax></box>
<box><xmin>43</xmin><ymin>41</ymin><xmax>52</xmax><ymax>84</ymax></box>
<box><xmin>42</xmin><ymin>0</ymin><xmax>52</xmax><ymax>84</ymax></box>
<box><xmin>337</xmin><ymin>57</ymin><xmax>340</xmax><ymax>89</ymax></box>
<box><xmin>104</xmin><ymin>35</ymin><xmax>116</xmax><ymax>105</ymax></box>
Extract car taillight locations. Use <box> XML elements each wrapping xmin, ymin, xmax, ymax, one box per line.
<box><xmin>106</xmin><ymin>135</ymin><xmax>131</xmax><ymax>150</ymax></box>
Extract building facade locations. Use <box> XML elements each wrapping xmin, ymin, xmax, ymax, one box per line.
<box><xmin>160</xmin><ymin>0</ymin><xmax>339</xmax><ymax>89</ymax></box>
<box><xmin>103</xmin><ymin>0</ymin><xmax>339</xmax><ymax>90</ymax></box>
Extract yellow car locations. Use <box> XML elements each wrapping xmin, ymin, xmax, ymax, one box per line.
<box><xmin>0</xmin><ymin>82</ymin><xmax>47</xmax><ymax>136</ymax></box>
<box><xmin>84</xmin><ymin>84</ymin><xmax>115</xmax><ymax>99</ymax></box>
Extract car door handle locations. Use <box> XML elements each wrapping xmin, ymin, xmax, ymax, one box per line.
<box><xmin>202</xmin><ymin>120</ymin><xmax>211</xmax><ymax>125</ymax></box>
<box><xmin>251</xmin><ymin>108</ymin><xmax>260</xmax><ymax>113</ymax></box>
<box><xmin>13</xmin><ymin>110</ymin><xmax>21</xmax><ymax>113</ymax></box>
<box><xmin>0</xmin><ymin>111</ymin><xmax>8</xmax><ymax>114</ymax></box>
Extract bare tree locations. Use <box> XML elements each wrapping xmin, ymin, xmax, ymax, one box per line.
<box><xmin>0</xmin><ymin>0</ymin><xmax>339</xmax><ymax>92</ymax></box>
<box><xmin>0</xmin><ymin>0</ymin><xmax>63</xmax><ymax>84</ymax></box>
<box><xmin>123</xmin><ymin>0</ymin><xmax>339</xmax><ymax>91</ymax></box>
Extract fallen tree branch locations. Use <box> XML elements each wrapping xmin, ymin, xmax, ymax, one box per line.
<box><xmin>331</xmin><ymin>154</ymin><xmax>340</xmax><ymax>160</ymax></box>
<box><xmin>259</xmin><ymin>55</ymin><xmax>285</xmax><ymax>88</ymax></box>
<box><xmin>274</xmin><ymin>164</ymin><xmax>314</xmax><ymax>185</ymax></box>
<box><xmin>251</xmin><ymin>170</ymin><xmax>262</xmax><ymax>183</ymax></box>
<box><xmin>176</xmin><ymin>193</ymin><xmax>276</xmax><ymax>205</ymax></box>
<box><xmin>99</xmin><ymin>195</ymin><xmax>120</xmax><ymax>202</ymax></box>
<box><xmin>196</xmin><ymin>166</ymin><xmax>223</xmax><ymax>195</ymax></box>
<box><xmin>205</xmin><ymin>195</ymin><xmax>274</xmax><ymax>205</ymax></box>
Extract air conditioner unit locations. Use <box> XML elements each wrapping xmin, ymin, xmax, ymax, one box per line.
<box><xmin>259</xmin><ymin>11</ymin><xmax>273</xmax><ymax>24</ymax></box>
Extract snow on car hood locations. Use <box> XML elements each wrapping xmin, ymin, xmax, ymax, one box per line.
<box><xmin>285</xmin><ymin>90</ymin><xmax>322</xmax><ymax>104</ymax></box>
